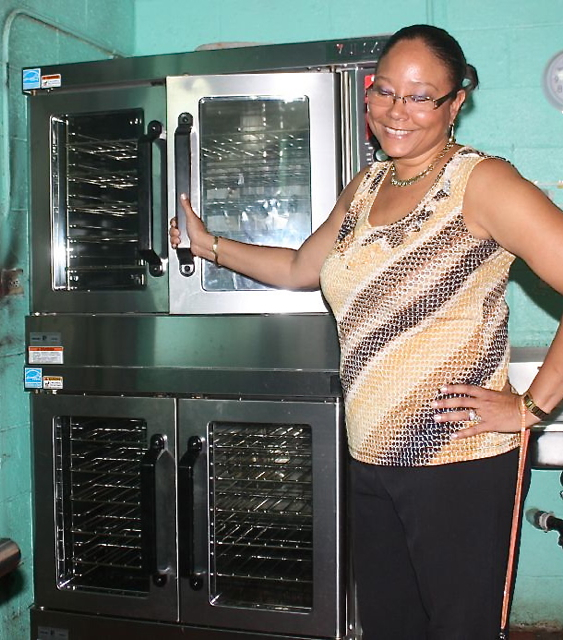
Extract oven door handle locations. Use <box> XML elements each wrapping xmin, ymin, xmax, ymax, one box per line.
<box><xmin>178</xmin><ymin>435</ymin><xmax>204</xmax><ymax>590</ymax></box>
<box><xmin>141</xmin><ymin>434</ymin><xmax>175</xmax><ymax>587</ymax></box>
<box><xmin>174</xmin><ymin>112</ymin><xmax>196</xmax><ymax>277</ymax></box>
<box><xmin>138</xmin><ymin>120</ymin><xmax>166</xmax><ymax>277</ymax></box>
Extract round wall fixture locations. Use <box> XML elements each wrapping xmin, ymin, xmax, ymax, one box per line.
<box><xmin>543</xmin><ymin>50</ymin><xmax>563</xmax><ymax>109</ymax></box>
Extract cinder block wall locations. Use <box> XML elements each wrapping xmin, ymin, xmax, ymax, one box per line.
<box><xmin>2</xmin><ymin>1</ymin><xmax>562</xmax><ymax>638</ymax></box>
<box><xmin>0</xmin><ymin>3</ymin><xmax>134</xmax><ymax>638</ymax></box>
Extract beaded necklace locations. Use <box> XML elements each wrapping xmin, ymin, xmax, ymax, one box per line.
<box><xmin>390</xmin><ymin>138</ymin><xmax>455</xmax><ymax>187</ymax></box>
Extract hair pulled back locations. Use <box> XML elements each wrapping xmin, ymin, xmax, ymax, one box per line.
<box><xmin>377</xmin><ymin>24</ymin><xmax>479</xmax><ymax>94</ymax></box>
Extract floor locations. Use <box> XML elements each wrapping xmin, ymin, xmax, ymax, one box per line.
<box><xmin>510</xmin><ymin>629</ymin><xmax>563</xmax><ymax>639</ymax></box>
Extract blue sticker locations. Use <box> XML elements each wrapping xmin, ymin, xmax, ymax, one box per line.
<box><xmin>22</xmin><ymin>68</ymin><xmax>41</xmax><ymax>91</ymax></box>
<box><xmin>24</xmin><ymin>367</ymin><xmax>43</xmax><ymax>389</ymax></box>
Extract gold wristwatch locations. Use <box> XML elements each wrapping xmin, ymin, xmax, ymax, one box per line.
<box><xmin>523</xmin><ymin>391</ymin><xmax>550</xmax><ymax>421</ymax></box>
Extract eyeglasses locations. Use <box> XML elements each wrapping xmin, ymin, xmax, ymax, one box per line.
<box><xmin>366</xmin><ymin>85</ymin><xmax>458</xmax><ymax>112</ymax></box>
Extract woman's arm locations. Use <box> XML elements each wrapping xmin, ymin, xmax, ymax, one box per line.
<box><xmin>434</xmin><ymin>159</ymin><xmax>563</xmax><ymax>436</ymax></box>
<box><xmin>170</xmin><ymin>169</ymin><xmax>368</xmax><ymax>290</ymax></box>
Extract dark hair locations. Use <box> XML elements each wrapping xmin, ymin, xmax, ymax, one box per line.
<box><xmin>377</xmin><ymin>24</ymin><xmax>479</xmax><ymax>93</ymax></box>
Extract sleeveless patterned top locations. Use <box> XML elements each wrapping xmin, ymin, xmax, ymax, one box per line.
<box><xmin>320</xmin><ymin>147</ymin><xmax>520</xmax><ymax>466</ymax></box>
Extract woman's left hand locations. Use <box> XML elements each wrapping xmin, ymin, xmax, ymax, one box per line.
<box><xmin>432</xmin><ymin>383</ymin><xmax>537</xmax><ymax>439</ymax></box>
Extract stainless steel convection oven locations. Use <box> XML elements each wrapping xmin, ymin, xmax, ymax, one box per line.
<box><xmin>22</xmin><ymin>36</ymin><xmax>388</xmax><ymax>640</ymax></box>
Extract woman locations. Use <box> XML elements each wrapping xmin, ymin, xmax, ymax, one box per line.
<box><xmin>170</xmin><ymin>25</ymin><xmax>563</xmax><ymax>640</ymax></box>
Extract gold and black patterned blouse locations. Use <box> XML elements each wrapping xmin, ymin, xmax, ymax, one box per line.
<box><xmin>320</xmin><ymin>147</ymin><xmax>520</xmax><ymax>466</ymax></box>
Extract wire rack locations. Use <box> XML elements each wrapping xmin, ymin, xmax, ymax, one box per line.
<box><xmin>54</xmin><ymin>417</ymin><xmax>149</xmax><ymax>594</ymax></box>
<box><xmin>209</xmin><ymin>423</ymin><xmax>313</xmax><ymax>609</ymax></box>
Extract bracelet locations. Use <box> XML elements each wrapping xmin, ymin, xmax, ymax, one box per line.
<box><xmin>522</xmin><ymin>391</ymin><xmax>550</xmax><ymax>421</ymax></box>
<box><xmin>211</xmin><ymin>235</ymin><xmax>220</xmax><ymax>267</ymax></box>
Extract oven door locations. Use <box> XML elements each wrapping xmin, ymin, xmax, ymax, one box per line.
<box><xmin>29</xmin><ymin>83</ymin><xmax>169</xmax><ymax>313</ymax></box>
<box><xmin>167</xmin><ymin>72</ymin><xmax>340</xmax><ymax>315</ymax></box>
<box><xmin>31</xmin><ymin>393</ymin><xmax>178</xmax><ymax>621</ymax></box>
<box><xmin>177</xmin><ymin>397</ymin><xmax>346</xmax><ymax>637</ymax></box>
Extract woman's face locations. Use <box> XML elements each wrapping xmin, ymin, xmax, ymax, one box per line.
<box><xmin>367</xmin><ymin>38</ymin><xmax>465</xmax><ymax>162</ymax></box>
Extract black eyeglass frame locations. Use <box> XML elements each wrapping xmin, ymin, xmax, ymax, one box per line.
<box><xmin>366</xmin><ymin>86</ymin><xmax>460</xmax><ymax>110</ymax></box>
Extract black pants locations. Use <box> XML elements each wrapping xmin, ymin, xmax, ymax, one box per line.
<box><xmin>350</xmin><ymin>449</ymin><xmax>529</xmax><ymax>640</ymax></box>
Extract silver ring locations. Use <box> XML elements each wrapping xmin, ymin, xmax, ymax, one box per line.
<box><xmin>468</xmin><ymin>409</ymin><xmax>480</xmax><ymax>422</ymax></box>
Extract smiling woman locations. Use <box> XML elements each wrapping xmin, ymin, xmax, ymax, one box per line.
<box><xmin>171</xmin><ymin>24</ymin><xmax>563</xmax><ymax>640</ymax></box>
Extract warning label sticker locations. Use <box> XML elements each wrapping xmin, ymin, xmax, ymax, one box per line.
<box><xmin>41</xmin><ymin>73</ymin><xmax>62</xmax><ymax>89</ymax></box>
<box><xmin>43</xmin><ymin>376</ymin><xmax>64</xmax><ymax>390</ymax></box>
<box><xmin>28</xmin><ymin>346</ymin><xmax>64</xmax><ymax>365</ymax></box>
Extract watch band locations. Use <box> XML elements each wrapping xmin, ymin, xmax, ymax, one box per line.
<box><xmin>523</xmin><ymin>391</ymin><xmax>550</xmax><ymax>421</ymax></box>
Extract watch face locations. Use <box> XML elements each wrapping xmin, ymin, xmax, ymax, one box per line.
<box><xmin>544</xmin><ymin>50</ymin><xmax>563</xmax><ymax>109</ymax></box>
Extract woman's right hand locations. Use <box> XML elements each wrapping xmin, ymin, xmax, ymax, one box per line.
<box><xmin>169</xmin><ymin>193</ymin><xmax>213</xmax><ymax>259</ymax></box>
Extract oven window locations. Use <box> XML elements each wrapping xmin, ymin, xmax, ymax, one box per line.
<box><xmin>54</xmin><ymin>415</ymin><xmax>150</xmax><ymax>595</ymax></box>
<box><xmin>208</xmin><ymin>422</ymin><xmax>313</xmax><ymax>610</ymax></box>
<box><xmin>199</xmin><ymin>96</ymin><xmax>311</xmax><ymax>292</ymax></box>
<box><xmin>50</xmin><ymin>110</ymin><xmax>146</xmax><ymax>291</ymax></box>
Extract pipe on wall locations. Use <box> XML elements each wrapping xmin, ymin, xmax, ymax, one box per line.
<box><xmin>0</xmin><ymin>538</ymin><xmax>21</xmax><ymax>579</ymax></box>
<box><xmin>0</xmin><ymin>7</ymin><xmax>128</xmax><ymax>220</ymax></box>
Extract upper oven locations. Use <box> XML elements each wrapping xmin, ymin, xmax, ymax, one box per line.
<box><xmin>27</xmin><ymin>70</ymin><xmax>341</xmax><ymax>316</ymax></box>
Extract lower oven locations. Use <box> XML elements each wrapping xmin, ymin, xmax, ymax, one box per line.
<box><xmin>30</xmin><ymin>391</ymin><xmax>349</xmax><ymax>640</ymax></box>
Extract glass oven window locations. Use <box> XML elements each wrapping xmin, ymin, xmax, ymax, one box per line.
<box><xmin>54</xmin><ymin>415</ymin><xmax>150</xmax><ymax>595</ymax></box>
<box><xmin>208</xmin><ymin>422</ymin><xmax>313</xmax><ymax>611</ymax></box>
<box><xmin>199</xmin><ymin>96</ymin><xmax>311</xmax><ymax>292</ymax></box>
<box><xmin>51</xmin><ymin>110</ymin><xmax>145</xmax><ymax>291</ymax></box>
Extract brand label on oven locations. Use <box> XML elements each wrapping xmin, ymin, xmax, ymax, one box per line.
<box><xmin>22</xmin><ymin>68</ymin><xmax>41</xmax><ymax>91</ymax></box>
<box><xmin>28</xmin><ymin>346</ymin><xmax>64</xmax><ymax>365</ymax></box>
<box><xmin>24</xmin><ymin>367</ymin><xmax>42</xmax><ymax>389</ymax></box>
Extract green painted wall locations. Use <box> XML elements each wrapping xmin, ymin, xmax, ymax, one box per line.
<box><xmin>133</xmin><ymin>0</ymin><xmax>563</xmax><ymax>630</ymax></box>
<box><xmin>0</xmin><ymin>3</ymin><xmax>134</xmax><ymax>639</ymax></box>
<box><xmin>2</xmin><ymin>0</ymin><xmax>562</xmax><ymax>638</ymax></box>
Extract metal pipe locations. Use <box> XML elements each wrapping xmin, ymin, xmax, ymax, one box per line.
<box><xmin>0</xmin><ymin>538</ymin><xmax>21</xmax><ymax>578</ymax></box>
<box><xmin>0</xmin><ymin>7</ymin><xmax>127</xmax><ymax>221</ymax></box>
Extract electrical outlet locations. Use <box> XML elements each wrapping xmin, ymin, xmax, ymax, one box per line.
<box><xmin>1</xmin><ymin>268</ymin><xmax>24</xmax><ymax>296</ymax></box>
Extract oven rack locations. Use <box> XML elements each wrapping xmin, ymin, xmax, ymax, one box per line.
<box><xmin>72</xmin><ymin>533</ymin><xmax>141</xmax><ymax>563</ymax></box>
<box><xmin>68</xmin><ymin>235</ymin><xmax>139</xmax><ymax>244</ymax></box>
<box><xmin>64</xmin><ymin>276</ymin><xmax>145</xmax><ymax>290</ymax></box>
<box><xmin>213</xmin><ymin>426</ymin><xmax>310</xmax><ymax>447</ymax></box>
<box><xmin>210</xmin><ymin>578</ymin><xmax>312</xmax><ymax>609</ymax></box>
<box><xmin>66</xmin><ymin>266</ymin><xmax>144</xmax><ymax>276</ymax></box>
<box><xmin>71</xmin><ymin>504</ymin><xmax>140</xmax><ymax>532</ymax></box>
<box><xmin>69</xmin><ymin>221</ymin><xmax>134</xmax><ymax>235</ymax></box>
<box><xmin>215</xmin><ymin>476</ymin><xmax>311</xmax><ymax>494</ymax></box>
<box><xmin>202</xmin><ymin>161</ymin><xmax>309</xmax><ymax>176</ymax></box>
<box><xmin>214</xmin><ymin>519</ymin><xmax>312</xmax><ymax>549</ymax></box>
<box><xmin>69</xmin><ymin>445</ymin><xmax>143</xmax><ymax>466</ymax></box>
<box><xmin>69</xmin><ymin>419</ymin><xmax>146</xmax><ymax>435</ymax></box>
<box><xmin>70</xmin><ymin>483</ymin><xmax>139</xmax><ymax>506</ymax></box>
<box><xmin>215</xmin><ymin>469</ymin><xmax>311</xmax><ymax>486</ymax></box>
<box><xmin>67</xmin><ymin>203</ymin><xmax>138</xmax><ymax>217</ymax></box>
<box><xmin>67</xmin><ymin>133</ymin><xmax>138</xmax><ymax>161</ymax></box>
<box><xmin>68</xmin><ymin>172</ymin><xmax>136</xmax><ymax>190</ymax></box>
<box><xmin>215</xmin><ymin>493</ymin><xmax>312</xmax><ymax>516</ymax></box>
<box><xmin>215</xmin><ymin>554</ymin><xmax>312</xmax><ymax>584</ymax></box>
<box><xmin>204</xmin><ymin>196</ymin><xmax>309</xmax><ymax>211</ymax></box>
